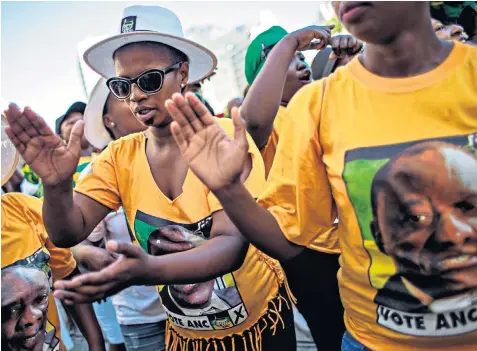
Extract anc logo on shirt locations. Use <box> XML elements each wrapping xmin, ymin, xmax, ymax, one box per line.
<box><xmin>133</xmin><ymin>210</ymin><xmax>248</xmax><ymax>331</ymax></box>
<box><xmin>342</xmin><ymin>133</ymin><xmax>477</xmax><ymax>337</ymax></box>
<box><xmin>1</xmin><ymin>249</ymin><xmax>61</xmax><ymax>350</ymax></box>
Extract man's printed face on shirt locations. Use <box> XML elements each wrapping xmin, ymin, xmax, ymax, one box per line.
<box><xmin>372</xmin><ymin>142</ymin><xmax>477</xmax><ymax>300</ymax></box>
<box><xmin>148</xmin><ymin>225</ymin><xmax>216</xmax><ymax>308</ymax></box>
<box><xmin>1</xmin><ymin>267</ymin><xmax>50</xmax><ymax>351</ymax></box>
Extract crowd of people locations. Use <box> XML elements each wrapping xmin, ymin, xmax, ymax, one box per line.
<box><xmin>2</xmin><ymin>1</ymin><xmax>477</xmax><ymax>351</ymax></box>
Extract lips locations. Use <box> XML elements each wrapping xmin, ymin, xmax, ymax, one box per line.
<box><xmin>22</xmin><ymin>330</ymin><xmax>42</xmax><ymax>349</ymax></box>
<box><xmin>298</xmin><ymin>70</ymin><xmax>312</xmax><ymax>84</ymax></box>
<box><xmin>438</xmin><ymin>254</ymin><xmax>477</xmax><ymax>272</ymax></box>
<box><xmin>339</xmin><ymin>1</ymin><xmax>371</xmax><ymax>23</ymax></box>
<box><xmin>134</xmin><ymin>106</ymin><xmax>157</xmax><ymax>124</ymax></box>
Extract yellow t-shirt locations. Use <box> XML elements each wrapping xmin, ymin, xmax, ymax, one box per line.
<box><xmin>259</xmin><ymin>42</ymin><xmax>477</xmax><ymax>350</ymax></box>
<box><xmin>260</xmin><ymin>106</ymin><xmax>287</xmax><ymax>179</ymax></box>
<box><xmin>1</xmin><ymin>193</ymin><xmax>76</xmax><ymax>351</ymax></box>
<box><xmin>75</xmin><ymin>118</ymin><xmax>287</xmax><ymax>345</ymax></box>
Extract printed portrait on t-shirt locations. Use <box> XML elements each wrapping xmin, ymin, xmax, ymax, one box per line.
<box><xmin>133</xmin><ymin>211</ymin><xmax>248</xmax><ymax>331</ymax></box>
<box><xmin>1</xmin><ymin>249</ymin><xmax>60</xmax><ymax>351</ymax></box>
<box><xmin>342</xmin><ymin>133</ymin><xmax>477</xmax><ymax>337</ymax></box>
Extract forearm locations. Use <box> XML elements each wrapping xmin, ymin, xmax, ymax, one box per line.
<box><xmin>148</xmin><ymin>235</ymin><xmax>249</xmax><ymax>285</ymax></box>
<box><xmin>65</xmin><ymin>302</ymin><xmax>105</xmax><ymax>350</ymax></box>
<box><xmin>43</xmin><ymin>181</ymin><xmax>88</xmax><ymax>248</ymax></box>
<box><xmin>242</xmin><ymin>36</ymin><xmax>298</xmax><ymax>148</ymax></box>
<box><xmin>214</xmin><ymin>183</ymin><xmax>303</xmax><ymax>261</ymax></box>
<box><xmin>63</xmin><ymin>268</ymin><xmax>105</xmax><ymax>350</ymax></box>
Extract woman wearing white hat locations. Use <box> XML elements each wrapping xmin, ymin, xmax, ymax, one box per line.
<box><xmin>5</xmin><ymin>5</ymin><xmax>296</xmax><ymax>351</ymax></box>
<box><xmin>73</xmin><ymin>77</ymin><xmax>168</xmax><ymax>351</ymax></box>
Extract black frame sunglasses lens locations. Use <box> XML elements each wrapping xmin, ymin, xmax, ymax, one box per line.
<box><xmin>137</xmin><ymin>71</ymin><xmax>164</xmax><ymax>93</ymax></box>
<box><xmin>109</xmin><ymin>80</ymin><xmax>130</xmax><ymax>99</ymax></box>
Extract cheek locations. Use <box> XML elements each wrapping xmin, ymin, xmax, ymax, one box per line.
<box><xmin>2</xmin><ymin>321</ymin><xmax>16</xmax><ymax>338</ymax></box>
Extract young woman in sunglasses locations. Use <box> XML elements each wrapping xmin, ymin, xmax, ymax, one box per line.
<box><xmin>4</xmin><ymin>5</ymin><xmax>297</xmax><ymax>351</ymax></box>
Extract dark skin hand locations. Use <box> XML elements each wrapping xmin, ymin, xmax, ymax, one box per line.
<box><xmin>242</xmin><ymin>25</ymin><xmax>362</xmax><ymax>149</ymax></box>
<box><xmin>167</xmin><ymin>94</ymin><xmax>302</xmax><ymax>261</ymax></box>
<box><xmin>53</xmin><ymin>210</ymin><xmax>249</xmax><ymax>304</ymax></box>
<box><xmin>61</xmin><ymin>267</ymin><xmax>105</xmax><ymax>350</ymax></box>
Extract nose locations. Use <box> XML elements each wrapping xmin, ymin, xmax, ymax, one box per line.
<box><xmin>449</xmin><ymin>24</ymin><xmax>464</xmax><ymax>37</ymax></box>
<box><xmin>130</xmin><ymin>83</ymin><xmax>147</xmax><ymax>103</ymax></box>
<box><xmin>20</xmin><ymin>305</ymin><xmax>43</xmax><ymax>329</ymax></box>
<box><xmin>433</xmin><ymin>213</ymin><xmax>477</xmax><ymax>251</ymax></box>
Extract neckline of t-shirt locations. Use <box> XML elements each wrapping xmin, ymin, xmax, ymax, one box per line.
<box><xmin>140</xmin><ymin>134</ymin><xmax>190</xmax><ymax>204</ymax></box>
<box><xmin>347</xmin><ymin>41</ymin><xmax>468</xmax><ymax>93</ymax></box>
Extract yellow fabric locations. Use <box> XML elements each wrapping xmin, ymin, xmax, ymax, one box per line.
<box><xmin>1</xmin><ymin>193</ymin><xmax>75</xmax><ymax>351</ymax></box>
<box><xmin>259</xmin><ymin>42</ymin><xmax>477</xmax><ymax>350</ymax></box>
<box><xmin>260</xmin><ymin>106</ymin><xmax>287</xmax><ymax>179</ymax></box>
<box><xmin>75</xmin><ymin>118</ymin><xmax>286</xmax><ymax>345</ymax></box>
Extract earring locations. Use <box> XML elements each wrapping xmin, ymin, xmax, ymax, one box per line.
<box><xmin>181</xmin><ymin>83</ymin><xmax>186</xmax><ymax>88</ymax></box>
<box><xmin>110</xmin><ymin>122</ymin><xmax>116</xmax><ymax>127</ymax></box>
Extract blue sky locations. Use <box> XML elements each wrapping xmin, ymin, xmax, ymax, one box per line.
<box><xmin>1</xmin><ymin>1</ymin><xmax>330</xmax><ymax>127</ymax></box>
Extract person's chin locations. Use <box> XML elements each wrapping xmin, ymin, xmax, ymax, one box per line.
<box><xmin>171</xmin><ymin>282</ymin><xmax>214</xmax><ymax>307</ymax></box>
<box><xmin>17</xmin><ymin>329</ymin><xmax>45</xmax><ymax>351</ymax></box>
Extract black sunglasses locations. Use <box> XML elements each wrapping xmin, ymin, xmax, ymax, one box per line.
<box><xmin>106</xmin><ymin>62</ymin><xmax>183</xmax><ymax>100</ymax></box>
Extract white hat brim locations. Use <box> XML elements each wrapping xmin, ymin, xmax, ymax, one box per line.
<box><xmin>84</xmin><ymin>32</ymin><xmax>217</xmax><ymax>84</ymax></box>
<box><xmin>84</xmin><ymin>78</ymin><xmax>113</xmax><ymax>150</ymax></box>
<box><xmin>1</xmin><ymin>114</ymin><xmax>20</xmax><ymax>186</ymax></box>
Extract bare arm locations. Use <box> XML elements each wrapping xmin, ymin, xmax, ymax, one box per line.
<box><xmin>43</xmin><ymin>183</ymin><xmax>111</xmax><ymax>248</ymax></box>
<box><xmin>241</xmin><ymin>36</ymin><xmax>299</xmax><ymax>149</ymax></box>
<box><xmin>62</xmin><ymin>267</ymin><xmax>105</xmax><ymax>351</ymax></box>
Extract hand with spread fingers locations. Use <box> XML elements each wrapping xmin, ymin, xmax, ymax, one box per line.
<box><xmin>54</xmin><ymin>241</ymin><xmax>152</xmax><ymax>305</ymax></box>
<box><xmin>165</xmin><ymin>92</ymin><xmax>249</xmax><ymax>192</ymax></box>
<box><xmin>328</xmin><ymin>35</ymin><xmax>363</xmax><ymax>60</ymax></box>
<box><xmin>3</xmin><ymin>103</ymin><xmax>83</xmax><ymax>186</ymax></box>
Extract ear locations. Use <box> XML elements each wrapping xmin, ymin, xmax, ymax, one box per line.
<box><xmin>370</xmin><ymin>219</ymin><xmax>386</xmax><ymax>254</ymax></box>
<box><xmin>103</xmin><ymin>115</ymin><xmax>115</xmax><ymax>129</ymax></box>
<box><xmin>179</xmin><ymin>62</ymin><xmax>190</xmax><ymax>87</ymax></box>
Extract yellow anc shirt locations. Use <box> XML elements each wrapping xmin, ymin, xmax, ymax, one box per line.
<box><xmin>260</xmin><ymin>106</ymin><xmax>287</xmax><ymax>179</ymax></box>
<box><xmin>1</xmin><ymin>193</ymin><xmax>76</xmax><ymax>351</ymax></box>
<box><xmin>259</xmin><ymin>42</ymin><xmax>477</xmax><ymax>350</ymax></box>
<box><xmin>75</xmin><ymin>118</ymin><xmax>287</xmax><ymax>346</ymax></box>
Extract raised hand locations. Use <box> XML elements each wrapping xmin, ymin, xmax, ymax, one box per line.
<box><xmin>165</xmin><ymin>92</ymin><xmax>249</xmax><ymax>192</ymax></box>
<box><xmin>4</xmin><ymin>104</ymin><xmax>82</xmax><ymax>186</ymax></box>
<box><xmin>287</xmin><ymin>25</ymin><xmax>335</xmax><ymax>51</ymax></box>
<box><xmin>54</xmin><ymin>241</ymin><xmax>151</xmax><ymax>304</ymax></box>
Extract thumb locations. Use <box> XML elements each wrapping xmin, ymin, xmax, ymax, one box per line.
<box><xmin>231</xmin><ymin>107</ymin><xmax>248</xmax><ymax>150</ymax></box>
<box><xmin>67</xmin><ymin>120</ymin><xmax>85</xmax><ymax>157</ymax></box>
<box><xmin>106</xmin><ymin>240</ymin><xmax>142</xmax><ymax>258</ymax></box>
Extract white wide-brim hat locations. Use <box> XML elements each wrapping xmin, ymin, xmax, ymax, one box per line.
<box><xmin>83</xmin><ymin>78</ymin><xmax>114</xmax><ymax>150</ymax></box>
<box><xmin>84</xmin><ymin>5</ymin><xmax>217</xmax><ymax>84</ymax></box>
<box><xmin>1</xmin><ymin>114</ymin><xmax>20</xmax><ymax>186</ymax></box>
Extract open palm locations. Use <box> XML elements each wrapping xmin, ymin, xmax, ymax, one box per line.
<box><xmin>4</xmin><ymin>104</ymin><xmax>82</xmax><ymax>186</ymax></box>
<box><xmin>166</xmin><ymin>93</ymin><xmax>249</xmax><ymax>192</ymax></box>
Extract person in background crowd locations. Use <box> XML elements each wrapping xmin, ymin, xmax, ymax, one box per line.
<box><xmin>160</xmin><ymin>1</ymin><xmax>477</xmax><ymax>351</ymax></box>
<box><xmin>183</xmin><ymin>71</ymin><xmax>216</xmax><ymax>116</ymax></box>
<box><xmin>431</xmin><ymin>1</ymin><xmax>477</xmax><ymax>44</ymax></box>
<box><xmin>72</xmin><ymin>77</ymin><xmax>167</xmax><ymax>351</ymax></box>
<box><xmin>7</xmin><ymin>5</ymin><xmax>297</xmax><ymax>351</ymax></box>
<box><xmin>239</xmin><ymin>25</ymin><xmax>361</xmax><ymax>351</ymax></box>
<box><xmin>432</xmin><ymin>18</ymin><xmax>469</xmax><ymax>42</ymax></box>
<box><xmin>1</xmin><ymin>113</ymin><xmax>105</xmax><ymax>351</ymax></box>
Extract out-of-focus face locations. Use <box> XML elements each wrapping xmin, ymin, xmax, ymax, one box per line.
<box><xmin>104</xmin><ymin>94</ymin><xmax>146</xmax><ymax>139</ymax></box>
<box><xmin>1</xmin><ymin>267</ymin><xmax>50</xmax><ymax>351</ymax></box>
<box><xmin>148</xmin><ymin>225</ymin><xmax>214</xmax><ymax>308</ymax></box>
<box><xmin>114</xmin><ymin>44</ymin><xmax>188</xmax><ymax>128</ymax></box>
<box><xmin>432</xmin><ymin>19</ymin><xmax>468</xmax><ymax>42</ymax></box>
<box><xmin>331</xmin><ymin>1</ymin><xmax>427</xmax><ymax>44</ymax></box>
<box><xmin>283</xmin><ymin>51</ymin><xmax>312</xmax><ymax>102</ymax></box>
<box><xmin>60</xmin><ymin>112</ymin><xmax>90</xmax><ymax>149</ymax></box>
<box><xmin>374</xmin><ymin>143</ymin><xmax>477</xmax><ymax>300</ymax></box>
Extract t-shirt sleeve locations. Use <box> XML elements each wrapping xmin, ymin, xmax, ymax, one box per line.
<box><xmin>258</xmin><ymin>81</ymin><xmax>339</xmax><ymax>252</ymax></box>
<box><xmin>22</xmin><ymin>196</ymin><xmax>77</xmax><ymax>281</ymax></box>
<box><xmin>74</xmin><ymin>145</ymin><xmax>121</xmax><ymax>211</ymax></box>
<box><xmin>207</xmin><ymin>118</ymin><xmax>267</xmax><ymax>213</ymax></box>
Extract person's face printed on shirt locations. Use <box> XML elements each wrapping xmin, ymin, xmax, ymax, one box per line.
<box><xmin>148</xmin><ymin>225</ymin><xmax>215</xmax><ymax>308</ymax></box>
<box><xmin>372</xmin><ymin>142</ymin><xmax>477</xmax><ymax>300</ymax></box>
<box><xmin>1</xmin><ymin>266</ymin><xmax>50</xmax><ymax>351</ymax></box>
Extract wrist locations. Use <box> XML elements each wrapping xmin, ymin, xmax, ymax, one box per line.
<box><xmin>282</xmin><ymin>34</ymin><xmax>300</xmax><ymax>51</ymax></box>
<box><xmin>43</xmin><ymin>179</ymin><xmax>73</xmax><ymax>195</ymax></box>
<box><xmin>213</xmin><ymin>182</ymin><xmax>246</xmax><ymax>202</ymax></box>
